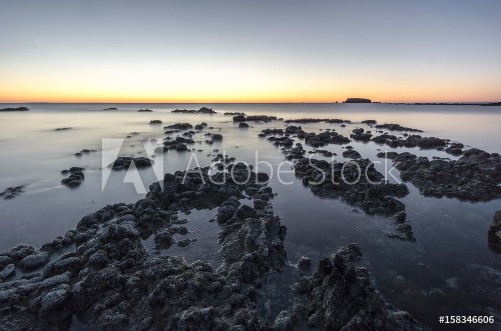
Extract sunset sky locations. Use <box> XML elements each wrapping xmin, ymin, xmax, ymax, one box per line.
<box><xmin>1</xmin><ymin>0</ymin><xmax>500</xmax><ymax>103</ymax></box>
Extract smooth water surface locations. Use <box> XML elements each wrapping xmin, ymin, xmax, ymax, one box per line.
<box><xmin>1</xmin><ymin>103</ymin><xmax>500</xmax><ymax>329</ymax></box>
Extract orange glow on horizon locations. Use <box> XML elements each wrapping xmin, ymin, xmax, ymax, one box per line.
<box><xmin>1</xmin><ymin>85</ymin><xmax>500</xmax><ymax>104</ymax></box>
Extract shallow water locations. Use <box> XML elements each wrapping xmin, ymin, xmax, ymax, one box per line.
<box><xmin>1</xmin><ymin>103</ymin><xmax>500</xmax><ymax>329</ymax></box>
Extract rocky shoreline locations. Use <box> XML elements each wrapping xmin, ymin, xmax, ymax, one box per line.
<box><xmin>2</xmin><ymin>114</ymin><xmax>500</xmax><ymax>330</ymax></box>
<box><xmin>0</xmin><ymin>164</ymin><xmax>424</xmax><ymax>330</ymax></box>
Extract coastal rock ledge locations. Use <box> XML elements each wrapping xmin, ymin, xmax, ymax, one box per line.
<box><xmin>0</xmin><ymin>166</ymin><xmax>424</xmax><ymax>330</ymax></box>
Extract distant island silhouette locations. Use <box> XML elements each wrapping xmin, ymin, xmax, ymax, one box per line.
<box><xmin>344</xmin><ymin>98</ymin><xmax>372</xmax><ymax>103</ymax></box>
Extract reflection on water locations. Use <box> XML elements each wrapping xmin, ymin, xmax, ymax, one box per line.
<box><xmin>1</xmin><ymin>103</ymin><xmax>501</xmax><ymax>329</ymax></box>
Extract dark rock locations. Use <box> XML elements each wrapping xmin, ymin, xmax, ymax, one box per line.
<box><xmin>342</xmin><ymin>149</ymin><xmax>362</xmax><ymax>159</ymax></box>
<box><xmin>172</xmin><ymin>107</ymin><xmax>216</xmax><ymax>114</ymax></box>
<box><xmin>379</xmin><ymin>151</ymin><xmax>501</xmax><ymax>201</ymax></box>
<box><xmin>61</xmin><ymin>172</ymin><xmax>84</xmax><ymax>187</ymax></box>
<box><xmin>298</xmin><ymin>256</ymin><xmax>312</xmax><ymax>270</ymax></box>
<box><xmin>109</xmin><ymin>157</ymin><xmax>154</xmax><ymax>170</ymax></box>
<box><xmin>154</xmin><ymin>230</ymin><xmax>175</xmax><ymax>249</ymax></box>
<box><xmin>0</xmin><ymin>164</ymin><xmax>421</xmax><ymax>330</ymax></box>
<box><xmin>233</xmin><ymin>115</ymin><xmax>277</xmax><ymax>122</ymax></box>
<box><xmin>0</xmin><ymin>185</ymin><xmax>25</xmax><ymax>200</ymax></box>
<box><xmin>194</xmin><ymin>122</ymin><xmax>208</xmax><ymax>130</ymax></box>
<box><xmin>344</xmin><ymin>97</ymin><xmax>372</xmax><ymax>103</ymax></box>
<box><xmin>149</xmin><ymin>120</ymin><xmax>162</xmax><ymax>125</ymax></box>
<box><xmin>284</xmin><ymin>118</ymin><xmax>351</xmax><ymax>124</ymax></box>
<box><xmin>238</xmin><ymin>122</ymin><xmax>249</xmax><ymax>128</ymax></box>
<box><xmin>374</xmin><ymin>123</ymin><xmax>423</xmax><ymax>132</ymax></box>
<box><xmin>54</xmin><ymin>127</ymin><xmax>72</xmax><ymax>131</ymax></box>
<box><xmin>488</xmin><ymin>210</ymin><xmax>501</xmax><ymax>253</ymax></box>
<box><xmin>294</xmin><ymin>158</ymin><xmax>411</xmax><ymax>237</ymax></box>
<box><xmin>177</xmin><ymin>239</ymin><xmax>191</xmax><ymax>247</ymax></box>
<box><xmin>18</xmin><ymin>251</ymin><xmax>50</xmax><ymax>271</ymax></box>
<box><xmin>212</xmin><ymin>133</ymin><xmax>223</xmax><ymax>141</ymax></box>
<box><xmin>284</xmin><ymin>244</ymin><xmax>422</xmax><ymax>330</ymax></box>
<box><xmin>0</xmin><ymin>106</ymin><xmax>29</xmax><ymax>112</ymax></box>
<box><xmin>0</xmin><ymin>264</ymin><xmax>15</xmax><ymax>280</ymax></box>
<box><xmin>304</xmin><ymin>131</ymin><xmax>350</xmax><ymax>147</ymax></box>
<box><xmin>164</xmin><ymin>123</ymin><xmax>193</xmax><ymax>130</ymax></box>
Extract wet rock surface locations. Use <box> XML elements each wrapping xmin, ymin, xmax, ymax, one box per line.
<box><xmin>294</xmin><ymin>158</ymin><xmax>409</xmax><ymax>218</ymax></box>
<box><xmin>350</xmin><ymin>127</ymin><xmax>372</xmax><ymax>142</ymax></box>
<box><xmin>0</xmin><ymin>186</ymin><xmax>25</xmax><ymax>200</ymax></box>
<box><xmin>54</xmin><ymin>127</ymin><xmax>72</xmax><ymax>131</ymax></box>
<box><xmin>304</xmin><ymin>131</ymin><xmax>350</xmax><ymax>147</ymax></box>
<box><xmin>378</xmin><ymin>149</ymin><xmax>501</xmax><ymax>201</ymax></box>
<box><xmin>284</xmin><ymin>118</ymin><xmax>351</xmax><ymax>124</ymax></box>
<box><xmin>172</xmin><ymin>107</ymin><xmax>217</xmax><ymax>114</ymax></box>
<box><xmin>0</xmin><ymin>106</ymin><xmax>29</xmax><ymax>112</ymax></box>
<box><xmin>342</xmin><ymin>148</ymin><xmax>362</xmax><ymax>159</ymax></box>
<box><xmin>61</xmin><ymin>172</ymin><xmax>85</xmax><ymax>188</ymax></box>
<box><xmin>233</xmin><ymin>115</ymin><xmax>278</xmax><ymax>122</ymax></box>
<box><xmin>74</xmin><ymin>149</ymin><xmax>97</xmax><ymax>157</ymax></box>
<box><xmin>372</xmin><ymin>134</ymin><xmax>447</xmax><ymax>150</ymax></box>
<box><xmin>374</xmin><ymin>123</ymin><xmax>423</xmax><ymax>132</ymax></box>
<box><xmin>285</xmin><ymin>244</ymin><xmax>423</xmax><ymax>330</ymax></box>
<box><xmin>164</xmin><ymin>123</ymin><xmax>193</xmax><ymax>130</ymax></box>
<box><xmin>488</xmin><ymin>210</ymin><xmax>501</xmax><ymax>253</ymax></box>
<box><xmin>109</xmin><ymin>156</ymin><xmax>154</xmax><ymax>171</ymax></box>
<box><xmin>0</xmin><ymin>164</ymin><xmax>420</xmax><ymax>330</ymax></box>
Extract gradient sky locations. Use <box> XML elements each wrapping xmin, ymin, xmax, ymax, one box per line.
<box><xmin>1</xmin><ymin>0</ymin><xmax>500</xmax><ymax>103</ymax></box>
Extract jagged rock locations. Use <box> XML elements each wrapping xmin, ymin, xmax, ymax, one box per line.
<box><xmin>342</xmin><ymin>149</ymin><xmax>362</xmax><ymax>159</ymax></box>
<box><xmin>378</xmin><ymin>150</ymin><xmax>501</xmax><ymax>201</ymax></box>
<box><xmin>233</xmin><ymin>115</ymin><xmax>277</xmax><ymax>122</ymax></box>
<box><xmin>109</xmin><ymin>157</ymin><xmax>154</xmax><ymax>170</ymax></box>
<box><xmin>61</xmin><ymin>172</ymin><xmax>84</xmax><ymax>187</ymax></box>
<box><xmin>0</xmin><ymin>186</ymin><xmax>25</xmax><ymax>199</ymax></box>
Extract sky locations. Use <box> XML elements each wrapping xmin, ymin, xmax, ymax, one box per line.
<box><xmin>0</xmin><ymin>0</ymin><xmax>500</xmax><ymax>103</ymax></box>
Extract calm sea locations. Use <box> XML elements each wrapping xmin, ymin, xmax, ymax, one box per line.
<box><xmin>1</xmin><ymin>103</ymin><xmax>500</xmax><ymax>328</ymax></box>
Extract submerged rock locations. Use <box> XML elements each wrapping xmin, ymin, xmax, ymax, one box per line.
<box><xmin>172</xmin><ymin>107</ymin><xmax>216</xmax><ymax>114</ymax></box>
<box><xmin>305</xmin><ymin>131</ymin><xmax>350</xmax><ymax>147</ymax></box>
<box><xmin>164</xmin><ymin>123</ymin><xmax>193</xmax><ymax>130</ymax></box>
<box><xmin>294</xmin><ymin>158</ymin><xmax>408</xmax><ymax>217</ymax></box>
<box><xmin>0</xmin><ymin>106</ymin><xmax>29</xmax><ymax>112</ymax></box>
<box><xmin>109</xmin><ymin>156</ymin><xmax>154</xmax><ymax>170</ymax></box>
<box><xmin>488</xmin><ymin>210</ymin><xmax>501</xmax><ymax>253</ymax></box>
<box><xmin>54</xmin><ymin>127</ymin><xmax>72</xmax><ymax>131</ymax></box>
<box><xmin>0</xmin><ymin>162</ymin><xmax>423</xmax><ymax>329</ymax></box>
<box><xmin>0</xmin><ymin>186</ymin><xmax>25</xmax><ymax>200</ymax></box>
<box><xmin>233</xmin><ymin>115</ymin><xmax>277</xmax><ymax>122</ymax></box>
<box><xmin>342</xmin><ymin>149</ymin><xmax>362</xmax><ymax>159</ymax></box>
<box><xmin>374</xmin><ymin>123</ymin><xmax>423</xmax><ymax>132</ymax></box>
<box><xmin>284</xmin><ymin>118</ymin><xmax>351</xmax><ymax>124</ymax></box>
<box><xmin>0</xmin><ymin>264</ymin><xmax>15</xmax><ymax>280</ymax></box>
<box><xmin>294</xmin><ymin>157</ymin><xmax>413</xmax><ymax>239</ymax></box>
<box><xmin>283</xmin><ymin>244</ymin><xmax>423</xmax><ymax>330</ymax></box>
<box><xmin>61</xmin><ymin>172</ymin><xmax>84</xmax><ymax>188</ymax></box>
<box><xmin>212</xmin><ymin>133</ymin><xmax>223</xmax><ymax>141</ymax></box>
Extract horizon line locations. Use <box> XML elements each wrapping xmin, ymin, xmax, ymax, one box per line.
<box><xmin>1</xmin><ymin>100</ymin><xmax>500</xmax><ymax>105</ymax></box>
